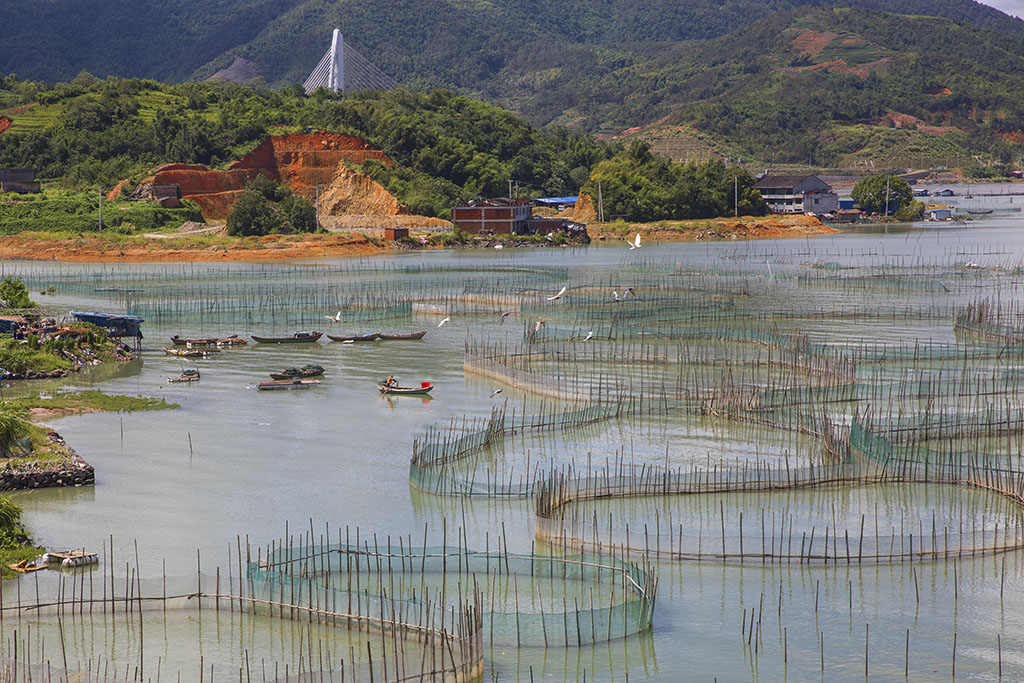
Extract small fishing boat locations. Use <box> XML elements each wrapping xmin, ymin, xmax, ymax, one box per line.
<box><xmin>170</xmin><ymin>334</ymin><xmax>247</xmax><ymax>347</ymax></box>
<box><xmin>326</xmin><ymin>333</ymin><xmax>380</xmax><ymax>342</ymax></box>
<box><xmin>251</xmin><ymin>331</ymin><xmax>323</xmax><ymax>344</ymax></box>
<box><xmin>164</xmin><ymin>347</ymin><xmax>219</xmax><ymax>358</ymax></box>
<box><xmin>257</xmin><ymin>378</ymin><xmax>322</xmax><ymax>391</ymax></box>
<box><xmin>376</xmin><ymin>331</ymin><xmax>427</xmax><ymax>340</ymax></box>
<box><xmin>168</xmin><ymin>369</ymin><xmax>201</xmax><ymax>383</ymax></box>
<box><xmin>269</xmin><ymin>364</ymin><xmax>324</xmax><ymax>380</ymax></box>
<box><xmin>967</xmin><ymin>209</ymin><xmax>994</xmax><ymax>215</ymax></box>
<box><xmin>8</xmin><ymin>558</ymin><xmax>47</xmax><ymax>573</ymax></box>
<box><xmin>378</xmin><ymin>381</ymin><xmax>434</xmax><ymax>395</ymax></box>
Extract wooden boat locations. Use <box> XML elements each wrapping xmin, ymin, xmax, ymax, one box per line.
<box><xmin>378</xmin><ymin>382</ymin><xmax>434</xmax><ymax>395</ymax></box>
<box><xmin>257</xmin><ymin>378</ymin><xmax>322</xmax><ymax>391</ymax></box>
<box><xmin>168</xmin><ymin>369</ymin><xmax>201</xmax><ymax>383</ymax></box>
<box><xmin>269</xmin><ymin>364</ymin><xmax>324</xmax><ymax>380</ymax></box>
<box><xmin>164</xmin><ymin>347</ymin><xmax>219</xmax><ymax>357</ymax></box>
<box><xmin>376</xmin><ymin>330</ymin><xmax>427</xmax><ymax>340</ymax></box>
<box><xmin>967</xmin><ymin>209</ymin><xmax>994</xmax><ymax>215</ymax></box>
<box><xmin>251</xmin><ymin>331</ymin><xmax>323</xmax><ymax>344</ymax></box>
<box><xmin>326</xmin><ymin>333</ymin><xmax>380</xmax><ymax>342</ymax></box>
<box><xmin>8</xmin><ymin>558</ymin><xmax>47</xmax><ymax>573</ymax></box>
<box><xmin>170</xmin><ymin>334</ymin><xmax>247</xmax><ymax>347</ymax></box>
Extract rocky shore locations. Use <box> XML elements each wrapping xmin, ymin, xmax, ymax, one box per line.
<box><xmin>0</xmin><ymin>432</ymin><xmax>94</xmax><ymax>491</ymax></box>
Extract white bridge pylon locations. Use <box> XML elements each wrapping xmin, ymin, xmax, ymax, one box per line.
<box><xmin>303</xmin><ymin>29</ymin><xmax>396</xmax><ymax>95</ymax></box>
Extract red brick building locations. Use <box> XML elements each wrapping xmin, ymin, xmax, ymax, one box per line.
<box><xmin>451</xmin><ymin>198</ymin><xmax>532</xmax><ymax>235</ymax></box>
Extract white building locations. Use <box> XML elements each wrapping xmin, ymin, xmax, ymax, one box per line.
<box><xmin>753</xmin><ymin>174</ymin><xmax>838</xmax><ymax>214</ymax></box>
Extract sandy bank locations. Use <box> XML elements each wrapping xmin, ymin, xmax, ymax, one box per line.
<box><xmin>0</xmin><ymin>231</ymin><xmax>385</xmax><ymax>262</ymax></box>
<box><xmin>587</xmin><ymin>214</ymin><xmax>838</xmax><ymax>243</ymax></box>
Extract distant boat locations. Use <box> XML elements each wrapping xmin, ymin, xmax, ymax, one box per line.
<box><xmin>168</xmin><ymin>369</ymin><xmax>201</xmax><ymax>383</ymax></box>
<box><xmin>377</xmin><ymin>330</ymin><xmax>428</xmax><ymax>340</ymax></box>
<box><xmin>251</xmin><ymin>331</ymin><xmax>323</xmax><ymax>343</ymax></box>
<box><xmin>257</xmin><ymin>378</ymin><xmax>322</xmax><ymax>391</ymax></box>
<box><xmin>379</xmin><ymin>381</ymin><xmax>434</xmax><ymax>395</ymax></box>
<box><xmin>326</xmin><ymin>333</ymin><xmax>380</xmax><ymax>342</ymax></box>
<box><xmin>269</xmin><ymin>364</ymin><xmax>325</xmax><ymax>380</ymax></box>
<box><xmin>170</xmin><ymin>334</ymin><xmax>247</xmax><ymax>347</ymax></box>
<box><xmin>967</xmin><ymin>209</ymin><xmax>993</xmax><ymax>215</ymax></box>
<box><xmin>164</xmin><ymin>347</ymin><xmax>219</xmax><ymax>357</ymax></box>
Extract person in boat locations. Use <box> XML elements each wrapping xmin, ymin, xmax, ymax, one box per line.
<box><xmin>386</xmin><ymin>375</ymin><xmax>396</xmax><ymax>387</ymax></box>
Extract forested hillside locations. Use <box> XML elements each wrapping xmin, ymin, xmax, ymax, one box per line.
<box><xmin>0</xmin><ymin>77</ymin><xmax>607</xmax><ymax>217</ymax></box>
<box><xmin>0</xmin><ymin>0</ymin><xmax>1020</xmax><ymax>88</ymax></box>
<box><xmin>2</xmin><ymin>3</ymin><xmax>1024</xmax><ymax>167</ymax></box>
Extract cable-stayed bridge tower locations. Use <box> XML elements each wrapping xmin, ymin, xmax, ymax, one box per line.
<box><xmin>303</xmin><ymin>29</ymin><xmax>396</xmax><ymax>95</ymax></box>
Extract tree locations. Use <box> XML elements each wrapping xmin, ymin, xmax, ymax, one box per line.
<box><xmin>851</xmin><ymin>174</ymin><xmax>913</xmax><ymax>214</ymax></box>
<box><xmin>0</xmin><ymin>276</ymin><xmax>36</xmax><ymax>309</ymax></box>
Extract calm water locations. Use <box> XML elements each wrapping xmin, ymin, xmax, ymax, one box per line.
<box><xmin>4</xmin><ymin>204</ymin><xmax>1024</xmax><ymax>680</ymax></box>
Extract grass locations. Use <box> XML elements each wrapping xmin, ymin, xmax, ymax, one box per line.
<box><xmin>0</xmin><ymin>341</ymin><xmax>72</xmax><ymax>375</ymax></box>
<box><xmin>10</xmin><ymin>390</ymin><xmax>178</xmax><ymax>415</ymax></box>
<box><xmin>0</xmin><ymin>193</ymin><xmax>203</xmax><ymax>235</ymax></box>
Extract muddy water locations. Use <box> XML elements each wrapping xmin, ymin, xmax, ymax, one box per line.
<box><xmin>3</xmin><ymin>215</ymin><xmax>1024</xmax><ymax>679</ymax></box>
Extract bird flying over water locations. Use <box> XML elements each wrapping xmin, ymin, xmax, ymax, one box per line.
<box><xmin>490</xmin><ymin>389</ymin><xmax>503</xmax><ymax>398</ymax></box>
<box><xmin>547</xmin><ymin>286</ymin><xmax>567</xmax><ymax>301</ymax></box>
<box><xmin>500</xmin><ymin>312</ymin><xmax>512</xmax><ymax>324</ymax></box>
<box><xmin>437</xmin><ymin>317</ymin><xmax>451</xmax><ymax>328</ymax></box>
<box><xmin>611</xmin><ymin>290</ymin><xmax>621</xmax><ymax>302</ymax></box>
<box><xmin>628</xmin><ymin>233</ymin><xmax>642</xmax><ymax>250</ymax></box>
<box><xmin>583</xmin><ymin>331</ymin><xmax>594</xmax><ymax>341</ymax></box>
<box><xmin>324</xmin><ymin>311</ymin><xmax>342</xmax><ymax>322</ymax></box>
<box><xmin>624</xmin><ymin>287</ymin><xmax>635</xmax><ymax>297</ymax></box>
<box><xmin>535</xmin><ymin>320</ymin><xmax>546</xmax><ymax>332</ymax></box>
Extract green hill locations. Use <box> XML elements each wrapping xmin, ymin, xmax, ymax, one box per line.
<box><xmin>0</xmin><ymin>0</ymin><xmax>1021</xmax><ymax>89</ymax></box>
<box><xmin>2</xmin><ymin>3</ymin><xmax>1024</xmax><ymax>167</ymax></box>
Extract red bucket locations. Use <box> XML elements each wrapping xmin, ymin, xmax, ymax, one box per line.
<box><xmin>421</xmin><ymin>381</ymin><xmax>431</xmax><ymax>388</ymax></box>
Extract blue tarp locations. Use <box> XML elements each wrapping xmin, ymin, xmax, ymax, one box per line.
<box><xmin>534</xmin><ymin>196</ymin><xmax>579</xmax><ymax>206</ymax></box>
<box><xmin>70</xmin><ymin>310</ymin><xmax>144</xmax><ymax>338</ymax></box>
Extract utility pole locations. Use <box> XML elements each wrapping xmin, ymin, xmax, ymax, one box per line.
<box><xmin>597</xmin><ymin>180</ymin><xmax>604</xmax><ymax>223</ymax></box>
<box><xmin>734</xmin><ymin>173</ymin><xmax>739</xmax><ymax>217</ymax></box>
<box><xmin>508</xmin><ymin>180</ymin><xmax>513</xmax><ymax>199</ymax></box>
<box><xmin>98</xmin><ymin>187</ymin><xmax>103</xmax><ymax>231</ymax></box>
<box><xmin>884</xmin><ymin>175</ymin><xmax>890</xmax><ymax>218</ymax></box>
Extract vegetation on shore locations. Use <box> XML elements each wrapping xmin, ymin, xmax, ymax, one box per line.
<box><xmin>227</xmin><ymin>176</ymin><xmax>318</xmax><ymax>236</ymax></box>
<box><xmin>582</xmin><ymin>143</ymin><xmax>765</xmax><ymax>222</ymax></box>
<box><xmin>0</xmin><ymin>495</ymin><xmax>41</xmax><ymax>578</ymax></box>
<box><xmin>0</xmin><ymin>189</ymin><xmax>202</xmax><ymax>235</ymax></box>
<box><xmin>10</xmin><ymin>390</ymin><xmax>178</xmax><ymax>416</ymax></box>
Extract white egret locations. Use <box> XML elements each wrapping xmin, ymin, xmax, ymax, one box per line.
<box><xmin>437</xmin><ymin>317</ymin><xmax>451</xmax><ymax>328</ymax></box>
<box><xmin>547</xmin><ymin>286</ymin><xmax>567</xmax><ymax>301</ymax></box>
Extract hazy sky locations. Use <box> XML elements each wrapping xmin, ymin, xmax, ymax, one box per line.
<box><xmin>982</xmin><ymin>0</ymin><xmax>1024</xmax><ymax>18</ymax></box>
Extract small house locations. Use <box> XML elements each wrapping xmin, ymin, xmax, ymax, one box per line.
<box><xmin>838</xmin><ymin>198</ymin><xmax>856</xmax><ymax>211</ymax></box>
<box><xmin>934</xmin><ymin>189</ymin><xmax>955</xmax><ymax>197</ymax></box>
<box><xmin>753</xmin><ymin>174</ymin><xmax>838</xmax><ymax>214</ymax></box>
<box><xmin>383</xmin><ymin>227</ymin><xmax>409</xmax><ymax>241</ymax></box>
<box><xmin>0</xmin><ymin>168</ymin><xmax>41</xmax><ymax>194</ymax></box>
<box><xmin>452</xmin><ymin>198</ymin><xmax>533</xmax><ymax>235</ymax></box>
<box><xmin>928</xmin><ymin>208</ymin><xmax>953</xmax><ymax>221</ymax></box>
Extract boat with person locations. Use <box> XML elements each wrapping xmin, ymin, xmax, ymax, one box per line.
<box><xmin>326</xmin><ymin>333</ymin><xmax>380</xmax><ymax>342</ymax></box>
<box><xmin>168</xmin><ymin>369</ymin><xmax>201</xmax><ymax>383</ymax></box>
<box><xmin>378</xmin><ymin>380</ymin><xmax>434</xmax><ymax>395</ymax></box>
<box><xmin>376</xmin><ymin>331</ymin><xmax>428</xmax><ymax>340</ymax></box>
<box><xmin>170</xmin><ymin>334</ymin><xmax>247</xmax><ymax>347</ymax></box>
<box><xmin>251</xmin><ymin>331</ymin><xmax>323</xmax><ymax>344</ymax></box>
<box><xmin>269</xmin><ymin>364</ymin><xmax>325</xmax><ymax>380</ymax></box>
<box><xmin>257</xmin><ymin>378</ymin><xmax>322</xmax><ymax>391</ymax></box>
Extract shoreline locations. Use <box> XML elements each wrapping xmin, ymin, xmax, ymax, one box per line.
<box><xmin>0</xmin><ymin>216</ymin><xmax>836</xmax><ymax>263</ymax></box>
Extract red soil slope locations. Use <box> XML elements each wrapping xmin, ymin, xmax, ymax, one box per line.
<box><xmin>149</xmin><ymin>131</ymin><xmax>394</xmax><ymax>220</ymax></box>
